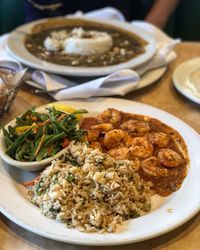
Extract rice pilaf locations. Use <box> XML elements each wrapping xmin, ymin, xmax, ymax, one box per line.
<box><xmin>30</xmin><ymin>142</ymin><xmax>153</xmax><ymax>233</ymax></box>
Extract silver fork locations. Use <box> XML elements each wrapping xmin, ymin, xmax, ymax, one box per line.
<box><xmin>26</xmin><ymin>79</ymin><xmax>68</xmax><ymax>94</ymax></box>
<box><xmin>31</xmin><ymin>87</ymin><xmax>68</xmax><ymax>94</ymax></box>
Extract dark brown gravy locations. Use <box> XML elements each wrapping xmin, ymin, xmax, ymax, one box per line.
<box><xmin>25</xmin><ymin>22</ymin><xmax>147</xmax><ymax>67</ymax></box>
<box><xmin>81</xmin><ymin>110</ymin><xmax>189</xmax><ymax>197</ymax></box>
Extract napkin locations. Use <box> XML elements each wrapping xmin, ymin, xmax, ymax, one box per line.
<box><xmin>68</xmin><ymin>7</ymin><xmax>125</xmax><ymax>21</ymax></box>
<box><xmin>28</xmin><ymin>69</ymin><xmax>139</xmax><ymax>99</ymax></box>
<box><xmin>0</xmin><ymin>7</ymin><xmax>180</xmax><ymax>100</ymax></box>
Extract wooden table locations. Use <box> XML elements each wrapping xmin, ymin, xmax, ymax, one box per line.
<box><xmin>0</xmin><ymin>42</ymin><xmax>200</xmax><ymax>250</ymax></box>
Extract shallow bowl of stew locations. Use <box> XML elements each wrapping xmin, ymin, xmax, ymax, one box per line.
<box><xmin>6</xmin><ymin>17</ymin><xmax>156</xmax><ymax>76</ymax></box>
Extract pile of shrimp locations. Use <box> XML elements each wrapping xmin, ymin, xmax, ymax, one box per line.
<box><xmin>81</xmin><ymin>108</ymin><xmax>189</xmax><ymax>196</ymax></box>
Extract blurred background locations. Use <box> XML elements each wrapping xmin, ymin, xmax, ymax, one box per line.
<box><xmin>0</xmin><ymin>0</ymin><xmax>199</xmax><ymax>41</ymax></box>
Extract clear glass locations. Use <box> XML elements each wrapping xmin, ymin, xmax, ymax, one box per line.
<box><xmin>0</xmin><ymin>69</ymin><xmax>20</xmax><ymax>116</ymax></box>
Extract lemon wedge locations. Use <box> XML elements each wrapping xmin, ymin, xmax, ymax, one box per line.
<box><xmin>48</xmin><ymin>103</ymin><xmax>76</xmax><ymax>113</ymax></box>
<box><xmin>47</xmin><ymin>103</ymin><xmax>82</xmax><ymax>119</ymax></box>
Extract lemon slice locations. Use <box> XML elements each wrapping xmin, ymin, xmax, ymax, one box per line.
<box><xmin>48</xmin><ymin>103</ymin><xmax>76</xmax><ymax>113</ymax></box>
<box><xmin>47</xmin><ymin>103</ymin><xmax>82</xmax><ymax>119</ymax></box>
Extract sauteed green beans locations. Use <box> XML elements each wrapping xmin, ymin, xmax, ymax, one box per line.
<box><xmin>3</xmin><ymin>107</ymin><xmax>87</xmax><ymax>162</ymax></box>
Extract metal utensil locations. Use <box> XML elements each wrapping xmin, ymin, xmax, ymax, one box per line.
<box><xmin>27</xmin><ymin>54</ymin><xmax>168</xmax><ymax>96</ymax></box>
<box><xmin>25</xmin><ymin>79</ymin><xmax>68</xmax><ymax>94</ymax></box>
<box><xmin>28</xmin><ymin>59</ymin><xmax>167</xmax><ymax>96</ymax></box>
<box><xmin>31</xmin><ymin>87</ymin><xmax>68</xmax><ymax>94</ymax></box>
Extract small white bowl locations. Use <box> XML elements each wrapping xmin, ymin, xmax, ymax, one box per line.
<box><xmin>0</xmin><ymin>115</ymin><xmax>69</xmax><ymax>172</ymax></box>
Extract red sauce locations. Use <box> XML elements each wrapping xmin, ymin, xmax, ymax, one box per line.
<box><xmin>81</xmin><ymin>110</ymin><xmax>189</xmax><ymax>196</ymax></box>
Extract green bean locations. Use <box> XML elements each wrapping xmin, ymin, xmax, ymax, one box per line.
<box><xmin>35</xmin><ymin>133</ymin><xmax>65</xmax><ymax>161</ymax></box>
<box><xmin>45</xmin><ymin>124</ymin><xmax>52</xmax><ymax>135</ymax></box>
<box><xmin>72</xmin><ymin>109</ymin><xmax>88</xmax><ymax>115</ymax></box>
<box><xmin>2</xmin><ymin>127</ymin><xmax>13</xmax><ymax>146</ymax></box>
<box><xmin>16</xmin><ymin>116</ymin><xmax>27</xmax><ymax>126</ymax></box>
<box><xmin>43</xmin><ymin>134</ymin><xmax>55</xmax><ymax>144</ymax></box>
<box><xmin>4</xmin><ymin>107</ymin><xmax>88</xmax><ymax>162</ymax></box>
<box><xmin>29</xmin><ymin>150</ymin><xmax>36</xmax><ymax>161</ymax></box>
<box><xmin>2</xmin><ymin>127</ymin><xmax>10</xmax><ymax>138</ymax></box>
<box><xmin>44</xmin><ymin>132</ymin><xmax>66</xmax><ymax>146</ymax></box>
<box><xmin>8</xmin><ymin>126</ymin><xmax>16</xmax><ymax>135</ymax></box>
<box><xmin>48</xmin><ymin>112</ymin><xmax>67</xmax><ymax>133</ymax></box>
<box><xmin>36</xmin><ymin>147</ymin><xmax>49</xmax><ymax>161</ymax></box>
<box><xmin>4</xmin><ymin>136</ymin><xmax>13</xmax><ymax>147</ymax></box>
<box><xmin>35</xmin><ymin>127</ymin><xmax>43</xmax><ymax>141</ymax></box>
<box><xmin>31</xmin><ymin>111</ymin><xmax>44</xmax><ymax>121</ymax></box>
<box><xmin>7</xmin><ymin>126</ymin><xmax>17</xmax><ymax>140</ymax></box>
<box><xmin>6</xmin><ymin>129</ymin><xmax>32</xmax><ymax>154</ymax></box>
<box><xmin>15</xmin><ymin>142</ymin><xmax>29</xmax><ymax>161</ymax></box>
<box><xmin>61</xmin><ymin>117</ymin><xmax>77</xmax><ymax>130</ymax></box>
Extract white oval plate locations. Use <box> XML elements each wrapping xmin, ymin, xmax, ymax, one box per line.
<box><xmin>6</xmin><ymin>17</ymin><xmax>156</xmax><ymax>77</ymax></box>
<box><xmin>173</xmin><ymin>57</ymin><xmax>200</xmax><ymax>104</ymax></box>
<box><xmin>0</xmin><ymin>98</ymin><xmax>200</xmax><ymax>246</ymax></box>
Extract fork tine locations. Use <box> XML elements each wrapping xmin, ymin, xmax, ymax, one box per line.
<box><xmin>31</xmin><ymin>87</ymin><xmax>67</xmax><ymax>94</ymax></box>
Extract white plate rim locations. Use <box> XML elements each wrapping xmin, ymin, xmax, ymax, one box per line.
<box><xmin>136</xmin><ymin>66</ymin><xmax>166</xmax><ymax>90</ymax></box>
<box><xmin>173</xmin><ymin>57</ymin><xmax>200</xmax><ymax>104</ymax></box>
<box><xmin>6</xmin><ymin>17</ymin><xmax>156</xmax><ymax>77</ymax></box>
<box><xmin>0</xmin><ymin>98</ymin><xmax>200</xmax><ymax>246</ymax></box>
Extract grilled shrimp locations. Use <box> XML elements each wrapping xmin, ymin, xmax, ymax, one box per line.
<box><xmin>86</xmin><ymin>130</ymin><xmax>99</xmax><ymax>142</ymax></box>
<box><xmin>91</xmin><ymin>123</ymin><xmax>113</xmax><ymax>133</ymax></box>
<box><xmin>128</xmin><ymin>137</ymin><xmax>153</xmax><ymax>159</ymax></box>
<box><xmin>107</xmin><ymin>147</ymin><xmax>130</xmax><ymax>160</ymax></box>
<box><xmin>141</xmin><ymin>157</ymin><xmax>168</xmax><ymax>177</ymax></box>
<box><xmin>103</xmin><ymin>129</ymin><xmax>128</xmax><ymax>149</ymax></box>
<box><xmin>97</xmin><ymin>108</ymin><xmax>122</xmax><ymax>127</ymax></box>
<box><xmin>120</xmin><ymin>119</ymin><xmax>150</xmax><ymax>136</ymax></box>
<box><xmin>158</xmin><ymin>149</ymin><xmax>183</xmax><ymax>167</ymax></box>
<box><xmin>146</xmin><ymin>132</ymin><xmax>169</xmax><ymax>148</ymax></box>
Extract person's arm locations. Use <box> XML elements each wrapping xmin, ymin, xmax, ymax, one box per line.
<box><xmin>145</xmin><ymin>0</ymin><xmax>181</xmax><ymax>29</ymax></box>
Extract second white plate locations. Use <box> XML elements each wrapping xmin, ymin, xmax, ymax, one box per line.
<box><xmin>173</xmin><ymin>57</ymin><xmax>200</xmax><ymax>104</ymax></box>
